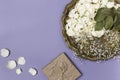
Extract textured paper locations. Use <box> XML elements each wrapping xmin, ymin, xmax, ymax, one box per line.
<box><xmin>42</xmin><ymin>53</ymin><xmax>81</xmax><ymax>80</ymax></box>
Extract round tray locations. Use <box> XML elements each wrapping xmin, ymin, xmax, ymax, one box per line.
<box><xmin>62</xmin><ymin>0</ymin><xmax>120</xmax><ymax>61</ymax></box>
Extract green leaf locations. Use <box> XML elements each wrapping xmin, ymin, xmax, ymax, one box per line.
<box><xmin>117</xmin><ymin>7</ymin><xmax>120</xmax><ymax>11</ymax></box>
<box><xmin>114</xmin><ymin>13</ymin><xmax>120</xmax><ymax>27</ymax></box>
<box><xmin>95</xmin><ymin>21</ymin><xmax>105</xmax><ymax>31</ymax></box>
<box><xmin>111</xmin><ymin>7</ymin><xmax>117</xmax><ymax>17</ymax></box>
<box><xmin>94</xmin><ymin>7</ymin><xmax>120</xmax><ymax>31</ymax></box>
<box><xmin>102</xmin><ymin>8</ymin><xmax>113</xmax><ymax>15</ymax></box>
<box><xmin>94</xmin><ymin>8</ymin><xmax>112</xmax><ymax>22</ymax></box>
<box><xmin>113</xmin><ymin>14</ymin><xmax>118</xmax><ymax>23</ymax></box>
<box><xmin>94</xmin><ymin>13</ymin><xmax>106</xmax><ymax>22</ymax></box>
<box><xmin>113</xmin><ymin>24</ymin><xmax>120</xmax><ymax>31</ymax></box>
<box><xmin>112</xmin><ymin>12</ymin><xmax>120</xmax><ymax>31</ymax></box>
<box><xmin>104</xmin><ymin>16</ymin><xmax>113</xmax><ymax>30</ymax></box>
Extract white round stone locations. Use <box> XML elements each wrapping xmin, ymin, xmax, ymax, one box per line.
<box><xmin>7</xmin><ymin>60</ymin><xmax>17</xmax><ymax>70</ymax></box>
<box><xmin>16</xmin><ymin>68</ymin><xmax>22</xmax><ymax>75</ymax></box>
<box><xmin>0</xmin><ymin>48</ymin><xmax>10</xmax><ymax>58</ymax></box>
<box><xmin>17</xmin><ymin>57</ymin><xmax>26</xmax><ymax>65</ymax></box>
<box><xmin>29</xmin><ymin>68</ymin><xmax>38</xmax><ymax>76</ymax></box>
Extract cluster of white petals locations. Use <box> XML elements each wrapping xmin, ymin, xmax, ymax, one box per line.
<box><xmin>65</xmin><ymin>0</ymin><xmax>120</xmax><ymax>38</ymax></box>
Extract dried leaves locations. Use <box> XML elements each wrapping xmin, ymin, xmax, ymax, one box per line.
<box><xmin>94</xmin><ymin>7</ymin><xmax>120</xmax><ymax>31</ymax></box>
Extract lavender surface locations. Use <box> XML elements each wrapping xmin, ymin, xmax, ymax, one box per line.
<box><xmin>0</xmin><ymin>0</ymin><xmax>120</xmax><ymax>80</ymax></box>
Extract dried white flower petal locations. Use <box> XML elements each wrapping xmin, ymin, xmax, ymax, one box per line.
<box><xmin>107</xmin><ymin>2</ymin><xmax>115</xmax><ymax>8</ymax></box>
<box><xmin>92</xmin><ymin>29</ymin><xmax>105</xmax><ymax>38</ymax></box>
<box><xmin>29</xmin><ymin>68</ymin><xmax>38</xmax><ymax>76</ymax></box>
<box><xmin>92</xmin><ymin>0</ymin><xmax>99</xmax><ymax>3</ymax></box>
<box><xmin>0</xmin><ymin>48</ymin><xmax>10</xmax><ymax>58</ymax></box>
<box><xmin>16</xmin><ymin>68</ymin><xmax>22</xmax><ymax>75</ymax></box>
<box><xmin>101</xmin><ymin>0</ymin><xmax>108</xmax><ymax>5</ymax></box>
<box><xmin>7</xmin><ymin>60</ymin><xmax>17</xmax><ymax>70</ymax></box>
<box><xmin>65</xmin><ymin>0</ymin><xmax>119</xmax><ymax>38</ymax></box>
<box><xmin>17</xmin><ymin>57</ymin><xmax>26</xmax><ymax>65</ymax></box>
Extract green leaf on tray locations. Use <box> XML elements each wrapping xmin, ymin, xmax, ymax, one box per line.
<box><xmin>94</xmin><ymin>8</ymin><xmax>107</xmax><ymax>22</ymax></box>
<box><xmin>104</xmin><ymin>16</ymin><xmax>113</xmax><ymax>30</ymax></box>
<box><xmin>95</xmin><ymin>21</ymin><xmax>104</xmax><ymax>31</ymax></box>
<box><xmin>114</xmin><ymin>13</ymin><xmax>120</xmax><ymax>26</ymax></box>
<box><xmin>94</xmin><ymin>13</ymin><xmax>106</xmax><ymax>22</ymax></box>
<box><xmin>117</xmin><ymin>7</ymin><xmax>120</xmax><ymax>12</ymax></box>
<box><xmin>113</xmin><ymin>24</ymin><xmax>120</xmax><ymax>31</ymax></box>
<box><xmin>94</xmin><ymin>7</ymin><xmax>120</xmax><ymax>32</ymax></box>
<box><xmin>94</xmin><ymin>8</ymin><xmax>113</xmax><ymax>22</ymax></box>
<box><xmin>113</xmin><ymin>14</ymin><xmax>118</xmax><ymax>23</ymax></box>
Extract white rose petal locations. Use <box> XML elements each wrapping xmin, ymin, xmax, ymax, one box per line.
<box><xmin>66</xmin><ymin>19</ymin><xmax>77</xmax><ymax>26</ymax></box>
<box><xmin>87</xmin><ymin>7</ymin><xmax>94</xmax><ymax>15</ymax></box>
<box><xmin>114</xmin><ymin>6</ymin><xmax>119</xmax><ymax>9</ymax></box>
<box><xmin>107</xmin><ymin>2</ymin><xmax>114</xmax><ymax>8</ymax></box>
<box><xmin>94</xmin><ymin>4</ymin><xmax>100</xmax><ymax>9</ymax></box>
<box><xmin>101</xmin><ymin>0</ymin><xmax>108</xmax><ymax>5</ymax></box>
<box><xmin>65</xmin><ymin>0</ymin><xmax>120</xmax><ymax>40</ymax></box>
<box><xmin>7</xmin><ymin>60</ymin><xmax>17</xmax><ymax>70</ymax></box>
<box><xmin>17</xmin><ymin>57</ymin><xmax>26</xmax><ymax>65</ymax></box>
<box><xmin>85</xmin><ymin>3</ymin><xmax>91</xmax><ymax>9</ymax></box>
<box><xmin>29</xmin><ymin>68</ymin><xmax>38</xmax><ymax>76</ymax></box>
<box><xmin>0</xmin><ymin>48</ymin><xmax>10</xmax><ymax>58</ymax></box>
<box><xmin>78</xmin><ymin>5</ymin><xmax>86</xmax><ymax>16</ymax></box>
<box><xmin>80</xmin><ymin>0</ymin><xmax>86</xmax><ymax>4</ymax></box>
<box><xmin>92</xmin><ymin>0</ymin><xmax>99</xmax><ymax>3</ymax></box>
<box><xmin>114</xmin><ymin>4</ymin><xmax>120</xmax><ymax>9</ymax></box>
<box><xmin>74</xmin><ymin>23</ymin><xmax>83</xmax><ymax>32</ymax></box>
<box><xmin>82</xmin><ymin>17</ymin><xmax>90</xmax><ymax>23</ymax></box>
<box><xmin>65</xmin><ymin>24</ymin><xmax>70</xmax><ymax>30</ymax></box>
<box><xmin>66</xmin><ymin>28</ymin><xmax>75</xmax><ymax>36</ymax></box>
<box><xmin>16</xmin><ymin>68</ymin><xmax>22</xmax><ymax>75</ymax></box>
<box><xmin>68</xmin><ymin>9</ymin><xmax>76</xmax><ymax>18</ymax></box>
<box><xmin>85</xmin><ymin>11</ymin><xmax>90</xmax><ymax>16</ymax></box>
<box><xmin>92</xmin><ymin>29</ymin><xmax>105</xmax><ymax>38</ymax></box>
<box><xmin>86</xmin><ymin>0</ymin><xmax>92</xmax><ymax>3</ymax></box>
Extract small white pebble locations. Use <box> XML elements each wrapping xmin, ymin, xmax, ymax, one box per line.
<box><xmin>17</xmin><ymin>57</ymin><xmax>26</xmax><ymax>65</ymax></box>
<box><xmin>7</xmin><ymin>60</ymin><xmax>17</xmax><ymax>70</ymax></box>
<box><xmin>29</xmin><ymin>68</ymin><xmax>38</xmax><ymax>76</ymax></box>
<box><xmin>16</xmin><ymin>68</ymin><xmax>22</xmax><ymax>75</ymax></box>
<box><xmin>0</xmin><ymin>48</ymin><xmax>10</xmax><ymax>58</ymax></box>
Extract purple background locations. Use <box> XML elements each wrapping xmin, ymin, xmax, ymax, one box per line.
<box><xmin>0</xmin><ymin>0</ymin><xmax>120</xmax><ymax>80</ymax></box>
